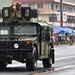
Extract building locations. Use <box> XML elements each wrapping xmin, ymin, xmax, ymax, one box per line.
<box><xmin>13</xmin><ymin>0</ymin><xmax>75</xmax><ymax>28</ymax></box>
<box><xmin>0</xmin><ymin>0</ymin><xmax>12</xmax><ymax>9</ymax></box>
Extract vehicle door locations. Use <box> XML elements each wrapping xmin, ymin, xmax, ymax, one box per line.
<box><xmin>41</xmin><ymin>26</ymin><xmax>50</xmax><ymax>57</ymax></box>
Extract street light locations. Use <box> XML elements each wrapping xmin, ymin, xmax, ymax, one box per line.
<box><xmin>60</xmin><ymin>0</ymin><xmax>63</xmax><ymax>27</ymax></box>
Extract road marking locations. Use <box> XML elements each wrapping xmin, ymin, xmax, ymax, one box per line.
<box><xmin>56</xmin><ymin>51</ymin><xmax>75</xmax><ymax>56</ymax></box>
<box><xmin>7</xmin><ymin>60</ymin><xmax>75</xmax><ymax>75</ymax></box>
<box><xmin>32</xmin><ymin>64</ymin><xmax>75</xmax><ymax>75</ymax></box>
<box><xmin>56</xmin><ymin>55</ymin><xmax>75</xmax><ymax>61</ymax></box>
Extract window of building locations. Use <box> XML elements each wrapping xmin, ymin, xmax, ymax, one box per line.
<box><xmin>68</xmin><ymin>7</ymin><xmax>70</xmax><ymax>11</ymax></box>
<box><xmin>63</xmin><ymin>6</ymin><xmax>65</xmax><ymax>10</ymax></box>
<box><xmin>51</xmin><ymin>3</ymin><xmax>53</xmax><ymax>10</ymax></box>
<box><xmin>74</xmin><ymin>8</ymin><xmax>75</xmax><ymax>12</ymax></box>
<box><xmin>55</xmin><ymin>4</ymin><xmax>58</xmax><ymax>10</ymax></box>
<box><xmin>74</xmin><ymin>17</ymin><xmax>75</xmax><ymax>23</ymax></box>
<box><xmin>65</xmin><ymin>6</ymin><xmax>67</xmax><ymax>10</ymax></box>
<box><xmin>53</xmin><ymin>4</ymin><xmax>57</xmax><ymax>10</ymax></box>
<box><xmin>29</xmin><ymin>4</ymin><xmax>34</xmax><ymax>9</ymax></box>
<box><xmin>67</xmin><ymin>16</ymin><xmax>75</xmax><ymax>23</ymax></box>
<box><xmin>49</xmin><ymin>3</ymin><xmax>52</xmax><ymax>10</ymax></box>
<box><xmin>37</xmin><ymin>3</ymin><xmax>43</xmax><ymax>8</ymax></box>
<box><xmin>57</xmin><ymin>4</ymin><xmax>60</xmax><ymax>10</ymax></box>
<box><xmin>53</xmin><ymin>3</ymin><xmax>60</xmax><ymax>10</ymax></box>
<box><xmin>69</xmin><ymin>7</ymin><xmax>73</xmax><ymax>12</ymax></box>
<box><xmin>29</xmin><ymin>4</ymin><xmax>37</xmax><ymax>9</ymax></box>
<box><xmin>56</xmin><ymin>4</ymin><xmax>58</xmax><ymax>9</ymax></box>
<box><xmin>49</xmin><ymin>14</ymin><xmax>57</xmax><ymax>22</ymax></box>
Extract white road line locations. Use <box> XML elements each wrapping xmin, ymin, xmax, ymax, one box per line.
<box><xmin>33</xmin><ymin>64</ymin><xmax>75</xmax><ymax>75</ymax></box>
<box><xmin>55</xmin><ymin>51</ymin><xmax>75</xmax><ymax>55</ymax></box>
<box><xmin>55</xmin><ymin>64</ymin><xmax>75</xmax><ymax>71</ymax></box>
<box><xmin>56</xmin><ymin>55</ymin><xmax>75</xmax><ymax>61</ymax></box>
<box><xmin>7</xmin><ymin>55</ymin><xmax>75</xmax><ymax>67</ymax></box>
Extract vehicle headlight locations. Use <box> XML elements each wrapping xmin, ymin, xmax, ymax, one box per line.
<box><xmin>14</xmin><ymin>43</ymin><xmax>19</xmax><ymax>49</ymax></box>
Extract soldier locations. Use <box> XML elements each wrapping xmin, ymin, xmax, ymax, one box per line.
<box><xmin>10</xmin><ymin>2</ymin><xmax>22</xmax><ymax>20</ymax></box>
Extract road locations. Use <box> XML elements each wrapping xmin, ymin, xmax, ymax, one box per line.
<box><xmin>0</xmin><ymin>45</ymin><xmax>75</xmax><ymax>75</ymax></box>
<box><xmin>34</xmin><ymin>45</ymin><xmax>75</xmax><ymax>75</ymax></box>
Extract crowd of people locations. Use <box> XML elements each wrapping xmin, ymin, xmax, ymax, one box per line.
<box><xmin>53</xmin><ymin>33</ymin><xmax>75</xmax><ymax>45</ymax></box>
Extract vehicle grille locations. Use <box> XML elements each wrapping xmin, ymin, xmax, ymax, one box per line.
<box><xmin>0</xmin><ymin>41</ymin><xmax>7</xmax><ymax>49</ymax></box>
<box><xmin>0</xmin><ymin>41</ymin><xmax>32</xmax><ymax>50</ymax></box>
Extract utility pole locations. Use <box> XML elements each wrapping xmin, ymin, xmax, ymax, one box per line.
<box><xmin>60</xmin><ymin>0</ymin><xmax>63</xmax><ymax>27</ymax></box>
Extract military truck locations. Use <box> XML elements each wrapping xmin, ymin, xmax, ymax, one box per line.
<box><xmin>0</xmin><ymin>2</ymin><xmax>55</xmax><ymax>71</ymax></box>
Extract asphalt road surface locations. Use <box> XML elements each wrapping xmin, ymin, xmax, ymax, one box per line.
<box><xmin>0</xmin><ymin>45</ymin><xmax>75</xmax><ymax>75</ymax></box>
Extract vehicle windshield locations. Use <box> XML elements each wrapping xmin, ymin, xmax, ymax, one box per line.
<box><xmin>14</xmin><ymin>25</ymin><xmax>37</xmax><ymax>35</ymax></box>
<box><xmin>0</xmin><ymin>25</ymin><xmax>37</xmax><ymax>36</ymax></box>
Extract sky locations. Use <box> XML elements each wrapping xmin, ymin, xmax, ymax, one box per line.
<box><xmin>0</xmin><ymin>0</ymin><xmax>12</xmax><ymax>9</ymax></box>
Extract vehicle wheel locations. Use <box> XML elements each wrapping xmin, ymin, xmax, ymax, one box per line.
<box><xmin>42</xmin><ymin>45</ymin><xmax>52</xmax><ymax>68</ymax></box>
<box><xmin>26</xmin><ymin>47</ymin><xmax>37</xmax><ymax>71</ymax></box>
<box><xmin>42</xmin><ymin>56</ymin><xmax>52</xmax><ymax>68</ymax></box>
<box><xmin>0</xmin><ymin>61</ymin><xmax>7</xmax><ymax>70</ymax></box>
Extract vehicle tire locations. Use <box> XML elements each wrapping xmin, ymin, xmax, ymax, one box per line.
<box><xmin>42</xmin><ymin>45</ymin><xmax>52</xmax><ymax>68</ymax></box>
<box><xmin>0</xmin><ymin>61</ymin><xmax>7</xmax><ymax>70</ymax></box>
<box><xmin>42</xmin><ymin>56</ymin><xmax>52</xmax><ymax>68</ymax></box>
<box><xmin>26</xmin><ymin>47</ymin><xmax>37</xmax><ymax>71</ymax></box>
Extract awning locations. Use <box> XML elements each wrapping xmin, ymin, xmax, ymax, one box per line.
<box><xmin>53</xmin><ymin>26</ymin><xmax>65</xmax><ymax>34</ymax></box>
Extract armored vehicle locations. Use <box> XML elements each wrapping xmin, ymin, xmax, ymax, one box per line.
<box><xmin>0</xmin><ymin>2</ymin><xmax>55</xmax><ymax>71</ymax></box>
